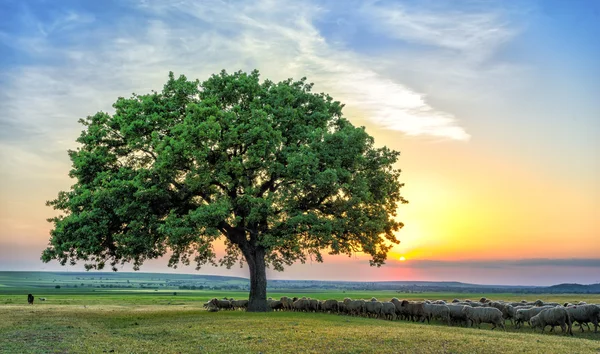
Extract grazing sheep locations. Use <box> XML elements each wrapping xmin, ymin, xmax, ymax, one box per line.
<box><xmin>565</xmin><ymin>305</ymin><xmax>600</xmax><ymax>333</ymax></box>
<box><xmin>269</xmin><ymin>300</ymin><xmax>284</xmax><ymax>311</ymax></box>
<box><xmin>479</xmin><ymin>297</ymin><xmax>488</xmax><ymax>303</ymax></box>
<box><xmin>308</xmin><ymin>299</ymin><xmax>319</xmax><ymax>312</ymax></box>
<box><xmin>578</xmin><ymin>301</ymin><xmax>587</xmax><ymax>305</ymax></box>
<box><xmin>514</xmin><ymin>306</ymin><xmax>554</xmax><ymax>328</ymax></box>
<box><xmin>337</xmin><ymin>301</ymin><xmax>347</xmax><ymax>315</ymax></box>
<box><xmin>534</xmin><ymin>300</ymin><xmax>561</xmax><ymax>307</ymax></box>
<box><xmin>344</xmin><ymin>299</ymin><xmax>365</xmax><ymax>317</ymax></box>
<box><xmin>452</xmin><ymin>299</ymin><xmax>460</xmax><ymax>303</ymax></box>
<box><xmin>490</xmin><ymin>302</ymin><xmax>516</xmax><ymax>326</ymax></box>
<box><xmin>390</xmin><ymin>298</ymin><xmax>409</xmax><ymax>320</ymax></box>
<box><xmin>280</xmin><ymin>297</ymin><xmax>293</xmax><ymax>311</ymax></box>
<box><xmin>424</xmin><ymin>303</ymin><xmax>450</xmax><ymax>325</ymax></box>
<box><xmin>27</xmin><ymin>294</ymin><xmax>34</xmax><ymax>305</ymax></box>
<box><xmin>400</xmin><ymin>300</ymin><xmax>426</xmax><ymax>322</ymax></box>
<box><xmin>231</xmin><ymin>299</ymin><xmax>249</xmax><ymax>310</ymax></box>
<box><xmin>293</xmin><ymin>299</ymin><xmax>309</xmax><ymax>312</ymax></box>
<box><xmin>206</xmin><ymin>303</ymin><xmax>220</xmax><ymax>312</ymax></box>
<box><xmin>530</xmin><ymin>307</ymin><xmax>572</xmax><ymax>335</ymax></box>
<box><xmin>364</xmin><ymin>301</ymin><xmax>383</xmax><ymax>318</ymax></box>
<box><xmin>210</xmin><ymin>298</ymin><xmax>233</xmax><ymax>310</ymax></box>
<box><xmin>447</xmin><ymin>305</ymin><xmax>470</xmax><ymax>327</ymax></box>
<box><xmin>321</xmin><ymin>299</ymin><xmax>338</xmax><ymax>313</ymax></box>
<box><xmin>381</xmin><ymin>302</ymin><xmax>396</xmax><ymax>320</ymax></box>
<box><xmin>462</xmin><ymin>307</ymin><xmax>505</xmax><ymax>330</ymax></box>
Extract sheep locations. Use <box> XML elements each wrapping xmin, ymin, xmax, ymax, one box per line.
<box><xmin>381</xmin><ymin>302</ymin><xmax>396</xmax><ymax>321</ymax></box>
<box><xmin>27</xmin><ymin>294</ymin><xmax>34</xmax><ymax>305</ymax></box>
<box><xmin>231</xmin><ymin>299</ymin><xmax>249</xmax><ymax>310</ymax></box>
<box><xmin>565</xmin><ymin>305</ymin><xmax>600</xmax><ymax>333</ymax></box>
<box><xmin>268</xmin><ymin>300</ymin><xmax>284</xmax><ymax>311</ymax></box>
<box><xmin>279</xmin><ymin>296</ymin><xmax>293</xmax><ymax>311</ymax></box>
<box><xmin>447</xmin><ymin>305</ymin><xmax>470</xmax><ymax>327</ymax></box>
<box><xmin>364</xmin><ymin>301</ymin><xmax>383</xmax><ymax>318</ymax></box>
<box><xmin>400</xmin><ymin>300</ymin><xmax>426</xmax><ymax>322</ymax></box>
<box><xmin>423</xmin><ymin>303</ymin><xmax>450</xmax><ymax>325</ymax></box>
<box><xmin>390</xmin><ymin>298</ymin><xmax>409</xmax><ymax>320</ymax></box>
<box><xmin>39</xmin><ymin>297</ymin><xmax>47</xmax><ymax>302</ymax></box>
<box><xmin>344</xmin><ymin>299</ymin><xmax>365</xmax><ymax>316</ymax></box>
<box><xmin>462</xmin><ymin>306</ymin><xmax>505</xmax><ymax>330</ymax></box>
<box><xmin>206</xmin><ymin>303</ymin><xmax>220</xmax><ymax>312</ymax></box>
<box><xmin>433</xmin><ymin>300</ymin><xmax>447</xmax><ymax>305</ymax></box>
<box><xmin>530</xmin><ymin>307</ymin><xmax>572</xmax><ymax>335</ymax></box>
<box><xmin>210</xmin><ymin>298</ymin><xmax>233</xmax><ymax>310</ymax></box>
<box><xmin>490</xmin><ymin>302</ymin><xmax>517</xmax><ymax>326</ymax></box>
<box><xmin>509</xmin><ymin>301</ymin><xmax>535</xmax><ymax>307</ymax></box>
<box><xmin>479</xmin><ymin>297</ymin><xmax>488</xmax><ymax>303</ymax></box>
<box><xmin>321</xmin><ymin>299</ymin><xmax>338</xmax><ymax>314</ymax></box>
<box><xmin>337</xmin><ymin>301</ymin><xmax>347</xmax><ymax>315</ymax></box>
<box><xmin>452</xmin><ymin>299</ymin><xmax>460</xmax><ymax>303</ymax></box>
<box><xmin>307</xmin><ymin>299</ymin><xmax>319</xmax><ymax>312</ymax></box>
<box><xmin>535</xmin><ymin>300</ymin><xmax>561</xmax><ymax>307</ymax></box>
<box><xmin>293</xmin><ymin>299</ymin><xmax>309</xmax><ymax>312</ymax></box>
<box><xmin>514</xmin><ymin>306</ymin><xmax>554</xmax><ymax>328</ymax></box>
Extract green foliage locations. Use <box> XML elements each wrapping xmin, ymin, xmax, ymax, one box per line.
<box><xmin>43</xmin><ymin>70</ymin><xmax>406</xmax><ymax>275</ymax></box>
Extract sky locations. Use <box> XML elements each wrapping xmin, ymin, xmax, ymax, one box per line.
<box><xmin>0</xmin><ymin>0</ymin><xmax>598</xmax><ymax>286</ymax></box>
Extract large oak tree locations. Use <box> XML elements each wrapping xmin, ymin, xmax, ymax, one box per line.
<box><xmin>43</xmin><ymin>70</ymin><xmax>407</xmax><ymax>311</ymax></box>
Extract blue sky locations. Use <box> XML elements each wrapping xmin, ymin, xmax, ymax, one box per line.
<box><xmin>0</xmin><ymin>0</ymin><xmax>598</xmax><ymax>285</ymax></box>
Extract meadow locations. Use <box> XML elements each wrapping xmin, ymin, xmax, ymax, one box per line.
<box><xmin>1</xmin><ymin>272</ymin><xmax>599</xmax><ymax>353</ymax></box>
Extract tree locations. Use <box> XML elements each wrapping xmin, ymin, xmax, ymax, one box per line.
<box><xmin>43</xmin><ymin>70</ymin><xmax>407</xmax><ymax>311</ymax></box>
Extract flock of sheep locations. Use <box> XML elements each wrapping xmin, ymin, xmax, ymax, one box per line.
<box><xmin>205</xmin><ymin>296</ymin><xmax>600</xmax><ymax>336</ymax></box>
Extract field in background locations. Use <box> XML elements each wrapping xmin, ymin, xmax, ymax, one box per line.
<box><xmin>1</xmin><ymin>272</ymin><xmax>599</xmax><ymax>353</ymax></box>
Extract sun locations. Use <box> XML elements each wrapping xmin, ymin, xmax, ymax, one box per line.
<box><xmin>399</xmin><ymin>256</ymin><xmax>406</xmax><ymax>261</ymax></box>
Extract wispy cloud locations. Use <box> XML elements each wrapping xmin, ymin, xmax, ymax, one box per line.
<box><xmin>1</xmin><ymin>0</ymin><xmax>476</xmax><ymax>162</ymax></box>
<box><xmin>362</xmin><ymin>1</ymin><xmax>517</xmax><ymax>62</ymax></box>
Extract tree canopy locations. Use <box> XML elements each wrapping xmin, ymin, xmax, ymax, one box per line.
<box><xmin>43</xmin><ymin>70</ymin><xmax>407</xmax><ymax>311</ymax></box>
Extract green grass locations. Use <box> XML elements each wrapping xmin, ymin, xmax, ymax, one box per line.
<box><xmin>1</xmin><ymin>303</ymin><xmax>599</xmax><ymax>354</ymax></box>
<box><xmin>1</xmin><ymin>272</ymin><xmax>599</xmax><ymax>353</ymax></box>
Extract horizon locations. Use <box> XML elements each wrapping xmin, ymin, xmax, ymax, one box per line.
<box><xmin>1</xmin><ymin>0</ymin><xmax>599</xmax><ymax>286</ymax></box>
<box><xmin>1</xmin><ymin>269</ymin><xmax>597</xmax><ymax>288</ymax></box>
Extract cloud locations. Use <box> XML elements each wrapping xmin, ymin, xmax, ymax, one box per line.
<box><xmin>0</xmin><ymin>0</ymin><xmax>474</xmax><ymax>162</ymax></box>
<box><xmin>361</xmin><ymin>1</ymin><xmax>517</xmax><ymax>62</ymax></box>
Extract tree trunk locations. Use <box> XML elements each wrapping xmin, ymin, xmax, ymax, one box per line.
<box><xmin>242</xmin><ymin>246</ymin><xmax>269</xmax><ymax>312</ymax></box>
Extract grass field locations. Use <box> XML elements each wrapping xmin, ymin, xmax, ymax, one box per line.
<box><xmin>1</xmin><ymin>272</ymin><xmax>599</xmax><ymax>353</ymax></box>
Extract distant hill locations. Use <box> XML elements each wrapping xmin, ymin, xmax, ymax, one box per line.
<box><xmin>0</xmin><ymin>271</ymin><xmax>598</xmax><ymax>293</ymax></box>
<box><xmin>542</xmin><ymin>283</ymin><xmax>600</xmax><ymax>294</ymax></box>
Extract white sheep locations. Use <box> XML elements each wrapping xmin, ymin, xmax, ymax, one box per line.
<box><xmin>514</xmin><ymin>306</ymin><xmax>554</xmax><ymax>328</ymax></box>
<box><xmin>462</xmin><ymin>306</ymin><xmax>505</xmax><ymax>330</ymax></box>
<box><xmin>424</xmin><ymin>303</ymin><xmax>450</xmax><ymax>325</ymax></box>
<box><xmin>447</xmin><ymin>305</ymin><xmax>469</xmax><ymax>326</ymax></box>
<box><xmin>565</xmin><ymin>305</ymin><xmax>600</xmax><ymax>333</ymax></box>
<box><xmin>381</xmin><ymin>302</ymin><xmax>396</xmax><ymax>320</ymax></box>
<box><xmin>530</xmin><ymin>307</ymin><xmax>572</xmax><ymax>335</ymax></box>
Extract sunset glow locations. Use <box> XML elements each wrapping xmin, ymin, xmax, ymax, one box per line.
<box><xmin>0</xmin><ymin>0</ymin><xmax>598</xmax><ymax>286</ymax></box>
